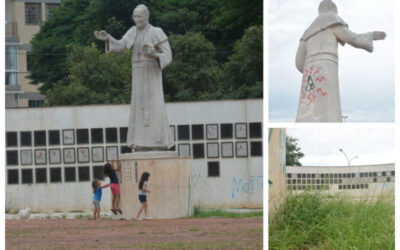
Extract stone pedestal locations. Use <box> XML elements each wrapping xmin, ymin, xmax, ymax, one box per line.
<box><xmin>116</xmin><ymin>151</ymin><xmax>193</xmax><ymax>219</ymax></box>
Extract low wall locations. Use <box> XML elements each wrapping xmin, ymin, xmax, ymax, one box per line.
<box><xmin>286</xmin><ymin>164</ymin><xmax>395</xmax><ymax>200</ymax></box>
<box><xmin>6</xmin><ymin>99</ymin><xmax>262</xmax><ymax>212</ymax></box>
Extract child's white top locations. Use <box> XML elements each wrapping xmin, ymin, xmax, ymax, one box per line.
<box><xmin>139</xmin><ymin>181</ymin><xmax>148</xmax><ymax>196</ymax></box>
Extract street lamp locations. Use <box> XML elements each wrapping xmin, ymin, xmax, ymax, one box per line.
<box><xmin>339</xmin><ymin>148</ymin><xmax>349</xmax><ymax>166</ymax></box>
<box><xmin>342</xmin><ymin>116</ymin><xmax>348</xmax><ymax>122</ymax></box>
<box><xmin>339</xmin><ymin>149</ymin><xmax>358</xmax><ymax>166</ymax></box>
<box><xmin>349</xmin><ymin>156</ymin><xmax>359</xmax><ymax>165</ymax></box>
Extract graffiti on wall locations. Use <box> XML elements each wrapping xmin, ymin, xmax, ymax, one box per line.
<box><xmin>232</xmin><ymin>175</ymin><xmax>263</xmax><ymax>199</ymax></box>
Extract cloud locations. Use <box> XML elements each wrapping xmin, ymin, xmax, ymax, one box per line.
<box><xmin>286</xmin><ymin>128</ymin><xmax>395</xmax><ymax>166</ymax></box>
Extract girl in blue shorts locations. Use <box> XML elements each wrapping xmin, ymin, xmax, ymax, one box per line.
<box><xmin>91</xmin><ymin>179</ymin><xmax>110</xmax><ymax>220</ymax></box>
<box><xmin>136</xmin><ymin>172</ymin><xmax>151</xmax><ymax>220</ymax></box>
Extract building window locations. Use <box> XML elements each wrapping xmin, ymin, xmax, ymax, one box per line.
<box><xmin>191</xmin><ymin>124</ymin><xmax>204</xmax><ymax>140</ymax></box>
<box><xmin>36</xmin><ymin>168</ymin><xmax>47</xmax><ymax>183</ymax></box>
<box><xmin>208</xmin><ymin>161</ymin><xmax>220</xmax><ymax>177</ymax></box>
<box><xmin>6</xmin><ymin>132</ymin><xmax>18</xmax><ymax>147</ymax></box>
<box><xmin>64</xmin><ymin>167</ymin><xmax>76</xmax><ymax>182</ymax></box>
<box><xmin>20</xmin><ymin>131</ymin><xmax>32</xmax><ymax>146</ymax></box>
<box><xmin>77</xmin><ymin>129</ymin><xmax>89</xmax><ymax>144</ymax></box>
<box><xmin>34</xmin><ymin>130</ymin><xmax>46</xmax><ymax>146</ymax></box>
<box><xmin>249</xmin><ymin>122</ymin><xmax>262</xmax><ymax>138</ymax></box>
<box><xmin>50</xmin><ymin>168</ymin><xmax>62</xmax><ymax>183</ymax></box>
<box><xmin>192</xmin><ymin>143</ymin><xmax>205</xmax><ymax>159</ymax></box>
<box><xmin>28</xmin><ymin>100</ymin><xmax>44</xmax><ymax>107</ymax></box>
<box><xmin>220</xmin><ymin>123</ymin><xmax>233</xmax><ymax>139</ymax></box>
<box><xmin>45</xmin><ymin>3</ymin><xmax>60</xmax><ymax>20</ymax></box>
<box><xmin>22</xmin><ymin>169</ymin><xmax>33</xmax><ymax>184</ymax></box>
<box><xmin>93</xmin><ymin>166</ymin><xmax>104</xmax><ymax>180</ymax></box>
<box><xmin>7</xmin><ymin>151</ymin><xmax>18</xmax><ymax>166</ymax></box>
<box><xmin>6</xmin><ymin>46</ymin><xmax>18</xmax><ymax>85</ymax></box>
<box><xmin>48</xmin><ymin>130</ymin><xmax>60</xmax><ymax>145</ymax></box>
<box><xmin>250</xmin><ymin>141</ymin><xmax>262</xmax><ymax>157</ymax></box>
<box><xmin>78</xmin><ymin>166</ymin><xmax>90</xmax><ymax>182</ymax></box>
<box><xmin>25</xmin><ymin>3</ymin><xmax>41</xmax><ymax>24</ymax></box>
<box><xmin>91</xmin><ymin>128</ymin><xmax>103</xmax><ymax>144</ymax></box>
<box><xmin>8</xmin><ymin>169</ymin><xmax>19</xmax><ymax>184</ymax></box>
<box><xmin>106</xmin><ymin>128</ymin><xmax>118</xmax><ymax>143</ymax></box>
<box><xmin>178</xmin><ymin>125</ymin><xmax>190</xmax><ymax>140</ymax></box>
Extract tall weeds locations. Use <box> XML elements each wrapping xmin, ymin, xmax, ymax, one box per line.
<box><xmin>269</xmin><ymin>192</ymin><xmax>394</xmax><ymax>249</ymax></box>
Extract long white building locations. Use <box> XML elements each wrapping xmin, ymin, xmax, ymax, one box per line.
<box><xmin>5</xmin><ymin>99</ymin><xmax>263</xmax><ymax>212</ymax></box>
<box><xmin>286</xmin><ymin>164</ymin><xmax>395</xmax><ymax>199</ymax></box>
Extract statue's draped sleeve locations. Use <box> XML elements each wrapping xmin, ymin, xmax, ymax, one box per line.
<box><xmin>295</xmin><ymin>41</ymin><xmax>307</xmax><ymax>73</ymax></box>
<box><xmin>332</xmin><ymin>26</ymin><xmax>374</xmax><ymax>52</ymax></box>
<box><xmin>106</xmin><ymin>26</ymin><xmax>137</xmax><ymax>53</ymax></box>
<box><xmin>152</xmin><ymin>28</ymin><xmax>172</xmax><ymax>70</ymax></box>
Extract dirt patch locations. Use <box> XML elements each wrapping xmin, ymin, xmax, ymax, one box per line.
<box><xmin>6</xmin><ymin>218</ymin><xmax>262</xmax><ymax>249</ymax></box>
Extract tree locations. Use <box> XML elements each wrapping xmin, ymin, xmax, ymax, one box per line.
<box><xmin>286</xmin><ymin>136</ymin><xmax>304</xmax><ymax>166</ymax></box>
<box><xmin>211</xmin><ymin>0</ymin><xmax>263</xmax><ymax>61</ymax></box>
<box><xmin>220</xmin><ymin>25</ymin><xmax>263</xmax><ymax>99</ymax></box>
<box><xmin>44</xmin><ymin>44</ymin><xmax>131</xmax><ymax>106</ymax></box>
<box><xmin>28</xmin><ymin>0</ymin><xmax>91</xmax><ymax>92</ymax></box>
<box><xmin>28</xmin><ymin>0</ymin><xmax>263</xmax><ymax>103</ymax></box>
<box><xmin>163</xmin><ymin>32</ymin><xmax>222</xmax><ymax>101</ymax></box>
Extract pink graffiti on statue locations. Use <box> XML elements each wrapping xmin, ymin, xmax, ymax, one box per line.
<box><xmin>317</xmin><ymin>88</ymin><xmax>327</xmax><ymax>96</ymax></box>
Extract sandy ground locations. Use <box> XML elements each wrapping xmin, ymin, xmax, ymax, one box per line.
<box><xmin>6</xmin><ymin>217</ymin><xmax>262</xmax><ymax>249</ymax></box>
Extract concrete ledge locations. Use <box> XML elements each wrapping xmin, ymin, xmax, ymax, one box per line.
<box><xmin>120</xmin><ymin>151</ymin><xmax>179</xmax><ymax>160</ymax></box>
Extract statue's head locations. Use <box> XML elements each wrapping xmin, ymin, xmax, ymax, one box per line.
<box><xmin>133</xmin><ymin>4</ymin><xmax>149</xmax><ymax>29</ymax></box>
<box><xmin>318</xmin><ymin>0</ymin><xmax>337</xmax><ymax>14</ymax></box>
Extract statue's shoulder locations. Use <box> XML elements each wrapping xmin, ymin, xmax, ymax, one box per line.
<box><xmin>149</xmin><ymin>25</ymin><xmax>168</xmax><ymax>44</ymax></box>
<box><xmin>127</xmin><ymin>26</ymin><xmax>137</xmax><ymax>34</ymax></box>
<box><xmin>122</xmin><ymin>26</ymin><xmax>137</xmax><ymax>39</ymax></box>
<box><xmin>301</xmin><ymin>12</ymin><xmax>348</xmax><ymax>41</ymax></box>
<box><xmin>150</xmin><ymin>26</ymin><xmax>166</xmax><ymax>36</ymax></box>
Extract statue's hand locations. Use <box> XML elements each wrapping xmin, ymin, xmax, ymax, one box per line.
<box><xmin>94</xmin><ymin>30</ymin><xmax>110</xmax><ymax>41</ymax></box>
<box><xmin>142</xmin><ymin>44</ymin><xmax>159</xmax><ymax>59</ymax></box>
<box><xmin>372</xmin><ymin>31</ymin><xmax>386</xmax><ymax>40</ymax></box>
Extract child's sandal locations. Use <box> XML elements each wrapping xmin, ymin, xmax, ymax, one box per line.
<box><xmin>111</xmin><ymin>209</ymin><xmax>117</xmax><ymax>215</ymax></box>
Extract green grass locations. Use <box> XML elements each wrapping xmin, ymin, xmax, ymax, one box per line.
<box><xmin>269</xmin><ymin>192</ymin><xmax>394</xmax><ymax>250</ymax></box>
<box><xmin>193</xmin><ymin>207</ymin><xmax>262</xmax><ymax>218</ymax></box>
<box><xmin>188</xmin><ymin>227</ymin><xmax>199</xmax><ymax>232</ymax></box>
<box><xmin>74</xmin><ymin>214</ymin><xmax>84</xmax><ymax>219</ymax></box>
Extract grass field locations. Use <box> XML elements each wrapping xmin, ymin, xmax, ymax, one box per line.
<box><xmin>6</xmin><ymin>209</ymin><xmax>262</xmax><ymax>249</ymax></box>
<box><xmin>269</xmin><ymin>192</ymin><xmax>394</xmax><ymax>249</ymax></box>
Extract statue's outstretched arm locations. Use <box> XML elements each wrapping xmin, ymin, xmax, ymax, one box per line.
<box><xmin>94</xmin><ymin>28</ymin><xmax>134</xmax><ymax>53</ymax></box>
<box><xmin>333</xmin><ymin>26</ymin><xmax>386</xmax><ymax>53</ymax></box>
<box><xmin>295</xmin><ymin>41</ymin><xmax>307</xmax><ymax>73</ymax></box>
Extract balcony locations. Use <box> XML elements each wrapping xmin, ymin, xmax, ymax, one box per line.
<box><xmin>5</xmin><ymin>84</ymin><xmax>22</xmax><ymax>93</ymax></box>
<box><xmin>6</xmin><ymin>22</ymin><xmax>18</xmax><ymax>39</ymax></box>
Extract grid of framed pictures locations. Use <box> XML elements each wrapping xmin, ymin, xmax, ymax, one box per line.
<box><xmin>6</xmin><ymin>122</ymin><xmax>262</xmax><ymax>184</ymax></box>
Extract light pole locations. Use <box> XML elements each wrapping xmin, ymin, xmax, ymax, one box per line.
<box><xmin>339</xmin><ymin>149</ymin><xmax>358</xmax><ymax>166</ymax></box>
<box><xmin>349</xmin><ymin>156</ymin><xmax>359</xmax><ymax>165</ymax></box>
<box><xmin>342</xmin><ymin>116</ymin><xmax>348</xmax><ymax>122</ymax></box>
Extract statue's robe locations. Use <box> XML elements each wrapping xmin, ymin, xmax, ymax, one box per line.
<box><xmin>295</xmin><ymin>12</ymin><xmax>375</xmax><ymax>122</ymax></box>
<box><xmin>106</xmin><ymin>25</ymin><xmax>174</xmax><ymax>149</ymax></box>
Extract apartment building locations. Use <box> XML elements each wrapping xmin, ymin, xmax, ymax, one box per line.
<box><xmin>5</xmin><ymin>0</ymin><xmax>61</xmax><ymax>108</ymax></box>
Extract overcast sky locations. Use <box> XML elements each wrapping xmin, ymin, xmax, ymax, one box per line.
<box><xmin>268</xmin><ymin>0</ymin><xmax>394</xmax><ymax>122</ymax></box>
<box><xmin>286</xmin><ymin>127</ymin><xmax>395</xmax><ymax>166</ymax></box>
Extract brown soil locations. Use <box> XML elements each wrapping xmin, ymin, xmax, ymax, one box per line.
<box><xmin>6</xmin><ymin>217</ymin><xmax>262</xmax><ymax>249</ymax></box>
